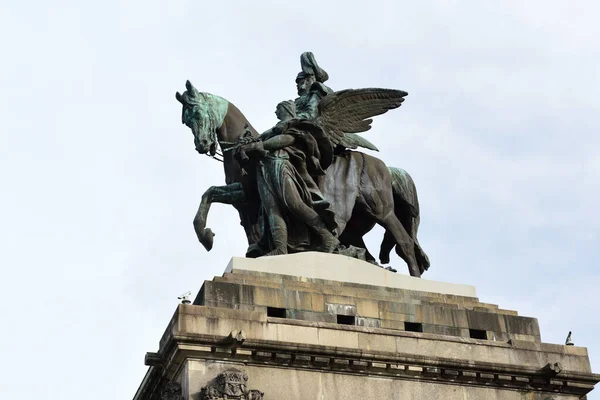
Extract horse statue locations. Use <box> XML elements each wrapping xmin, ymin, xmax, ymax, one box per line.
<box><xmin>175</xmin><ymin>80</ymin><xmax>429</xmax><ymax>277</ymax></box>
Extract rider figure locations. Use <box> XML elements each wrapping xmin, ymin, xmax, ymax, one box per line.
<box><xmin>294</xmin><ymin>52</ymin><xmax>333</xmax><ymax>120</ymax></box>
<box><xmin>238</xmin><ymin>53</ymin><xmax>339</xmax><ymax>256</ymax></box>
<box><xmin>239</xmin><ymin>101</ymin><xmax>339</xmax><ymax>256</ymax></box>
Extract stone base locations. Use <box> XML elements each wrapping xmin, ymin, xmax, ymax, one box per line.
<box><xmin>134</xmin><ymin>253</ymin><xmax>598</xmax><ymax>400</ymax></box>
<box><xmin>224</xmin><ymin>252</ymin><xmax>476</xmax><ymax>297</ymax></box>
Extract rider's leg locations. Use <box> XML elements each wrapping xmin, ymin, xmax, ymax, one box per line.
<box><xmin>259</xmin><ymin>183</ymin><xmax>288</xmax><ymax>256</ymax></box>
<box><xmin>265</xmin><ymin>212</ymin><xmax>288</xmax><ymax>256</ymax></box>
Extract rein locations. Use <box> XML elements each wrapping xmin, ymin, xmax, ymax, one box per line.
<box><xmin>205</xmin><ymin>153</ymin><xmax>224</xmax><ymax>163</ymax></box>
<box><xmin>206</xmin><ymin>140</ymin><xmax>224</xmax><ymax>162</ymax></box>
<box><xmin>204</xmin><ymin>129</ymin><xmax>224</xmax><ymax>162</ymax></box>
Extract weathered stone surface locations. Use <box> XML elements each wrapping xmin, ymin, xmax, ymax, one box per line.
<box><xmin>504</xmin><ymin>314</ymin><xmax>541</xmax><ymax>337</ymax></box>
<box><xmin>380</xmin><ymin>319</ymin><xmax>409</xmax><ymax>330</ymax></box>
<box><xmin>416</xmin><ymin>305</ymin><xmax>470</xmax><ymax>328</ymax></box>
<box><xmin>197</xmin><ymin>270</ymin><xmax>537</xmax><ymax>343</ymax></box>
<box><xmin>355</xmin><ymin>298</ymin><xmax>380</xmax><ymax>318</ymax></box>
<box><xmin>286</xmin><ymin>310</ymin><xmax>336</xmax><ymax>323</ymax></box>
<box><xmin>248</xmin><ymin>286</ymin><xmax>285</xmax><ymax>309</ymax></box>
<box><xmin>216</xmin><ymin>268</ymin><xmax>514</xmax><ymax>316</ymax></box>
<box><xmin>310</xmin><ymin>293</ymin><xmax>325</xmax><ymax>312</ymax></box>
<box><xmin>325</xmin><ymin>302</ymin><xmax>356</xmax><ymax>316</ymax></box>
<box><xmin>379</xmin><ymin>310</ymin><xmax>415</xmax><ymax>323</ymax></box>
<box><xmin>324</xmin><ymin>295</ymin><xmax>357</xmax><ymax>307</ymax></box>
<box><xmin>201</xmin><ymin>281</ymin><xmax>242</xmax><ymax>305</ymax></box>
<box><xmin>180</xmin><ymin>360</ymin><xmax>589</xmax><ymax>400</ymax></box>
<box><xmin>135</xmin><ymin>258</ymin><xmax>598</xmax><ymax>400</ymax></box>
<box><xmin>466</xmin><ymin>310</ymin><xmax>507</xmax><ymax>332</ymax></box>
<box><xmin>421</xmin><ymin>324</ymin><xmax>464</xmax><ymax>337</ymax></box>
<box><xmin>216</xmin><ymin>271</ymin><xmax>490</xmax><ymax>311</ymax></box>
<box><xmin>356</xmin><ymin>316</ymin><xmax>381</xmax><ymax>328</ymax></box>
<box><xmin>170</xmin><ymin>305</ymin><xmax>592</xmax><ymax>373</ymax></box>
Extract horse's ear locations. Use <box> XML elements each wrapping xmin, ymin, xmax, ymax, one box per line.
<box><xmin>176</xmin><ymin>92</ymin><xmax>183</xmax><ymax>103</ymax></box>
<box><xmin>186</xmin><ymin>80</ymin><xmax>198</xmax><ymax>96</ymax></box>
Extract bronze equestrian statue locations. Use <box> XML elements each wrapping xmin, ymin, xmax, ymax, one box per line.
<box><xmin>175</xmin><ymin>52</ymin><xmax>429</xmax><ymax>277</ymax></box>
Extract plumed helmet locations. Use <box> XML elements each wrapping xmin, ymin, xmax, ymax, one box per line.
<box><xmin>296</xmin><ymin>51</ymin><xmax>329</xmax><ymax>83</ymax></box>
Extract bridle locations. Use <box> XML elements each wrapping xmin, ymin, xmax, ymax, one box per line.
<box><xmin>199</xmin><ymin>126</ymin><xmax>224</xmax><ymax>162</ymax></box>
<box><xmin>206</xmin><ymin>152</ymin><xmax>223</xmax><ymax>163</ymax></box>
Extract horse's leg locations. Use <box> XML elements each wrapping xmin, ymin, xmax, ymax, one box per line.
<box><xmin>380</xmin><ymin>217</ymin><xmax>429</xmax><ymax>274</ymax></box>
<box><xmin>379</xmin><ymin>231</ymin><xmax>395</xmax><ymax>265</ymax></box>
<box><xmin>339</xmin><ymin>212</ymin><xmax>377</xmax><ymax>263</ymax></box>
<box><xmin>358</xmin><ymin>155</ymin><xmax>420</xmax><ymax>277</ymax></box>
<box><xmin>193</xmin><ymin>182</ymin><xmax>245</xmax><ymax>251</ymax></box>
<box><xmin>411</xmin><ymin>214</ymin><xmax>430</xmax><ymax>273</ymax></box>
<box><xmin>380</xmin><ymin>200</ymin><xmax>414</xmax><ymax>264</ymax></box>
<box><xmin>373</xmin><ymin>211</ymin><xmax>420</xmax><ymax>277</ymax></box>
<box><xmin>383</xmin><ymin>168</ymin><xmax>430</xmax><ymax>274</ymax></box>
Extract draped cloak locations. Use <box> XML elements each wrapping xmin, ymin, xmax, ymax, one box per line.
<box><xmin>250</xmin><ymin>122</ymin><xmax>337</xmax><ymax>256</ymax></box>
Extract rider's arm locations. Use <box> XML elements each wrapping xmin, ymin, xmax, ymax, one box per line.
<box><xmin>262</xmin><ymin>134</ymin><xmax>295</xmax><ymax>151</ymax></box>
<box><xmin>258</xmin><ymin>119</ymin><xmax>290</xmax><ymax>141</ymax></box>
<box><xmin>258</xmin><ymin>128</ymin><xmax>275</xmax><ymax>141</ymax></box>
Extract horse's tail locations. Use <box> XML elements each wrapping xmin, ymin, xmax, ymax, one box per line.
<box><xmin>385</xmin><ymin>167</ymin><xmax>430</xmax><ymax>273</ymax></box>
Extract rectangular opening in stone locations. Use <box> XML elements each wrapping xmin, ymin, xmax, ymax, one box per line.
<box><xmin>404</xmin><ymin>322</ymin><xmax>423</xmax><ymax>332</ymax></box>
<box><xmin>267</xmin><ymin>307</ymin><xmax>286</xmax><ymax>318</ymax></box>
<box><xmin>337</xmin><ymin>315</ymin><xmax>356</xmax><ymax>325</ymax></box>
<box><xmin>469</xmin><ymin>329</ymin><xmax>487</xmax><ymax>339</ymax></box>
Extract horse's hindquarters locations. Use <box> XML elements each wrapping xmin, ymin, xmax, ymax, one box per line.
<box><xmin>355</xmin><ymin>152</ymin><xmax>395</xmax><ymax>218</ymax></box>
<box><xmin>322</xmin><ymin>153</ymin><xmax>361</xmax><ymax>233</ymax></box>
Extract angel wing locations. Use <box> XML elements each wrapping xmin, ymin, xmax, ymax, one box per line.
<box><xmin>316</xmin><ymin>88</ymin><xmax>408</xmax><ymax>151</ymax></box>
<box><xmin>341</xmin><ymin>132</ymin><xmax>380</xmax><ymax>152</ymax></box>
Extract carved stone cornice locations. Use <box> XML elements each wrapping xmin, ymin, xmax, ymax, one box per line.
<box><xmin>154</xmin><ymin>332</ymin><xmax>598</xmax><ymax>397</ymax></box>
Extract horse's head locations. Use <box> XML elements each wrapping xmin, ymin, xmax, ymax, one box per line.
<box><xmin>176</xmin><ymin>80</ymin><xmax>229</xmax><ymax>156</ymax></box>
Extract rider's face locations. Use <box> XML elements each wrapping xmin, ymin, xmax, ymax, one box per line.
<box><xmin>296</xmin><ymin>76</ymin><xmax>315</xmax><ymax>96</ymax></box>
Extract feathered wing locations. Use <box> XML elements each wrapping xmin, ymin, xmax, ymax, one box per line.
<box><xmin>316</xmin><ymin>88</ymin><xmax>408</xmax><ymax>151</ymax></box>
<box><xmin>341</xmin><ymin>133</ymin><xmax>379</xmax><ymax>151</ymax></box>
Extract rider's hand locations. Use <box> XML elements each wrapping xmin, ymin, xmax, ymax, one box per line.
<box><xmin>244</xmin><ymin>140</ymin><xmax>268</xmax><ymax>158</ymax></box>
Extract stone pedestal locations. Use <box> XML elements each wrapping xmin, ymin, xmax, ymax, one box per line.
<box><xmin>134</xmin><ymin>253</ymin><xmax>598</xmax><ymax>400</ymax></box>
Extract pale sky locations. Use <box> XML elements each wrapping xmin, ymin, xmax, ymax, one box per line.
<box><xmin>1</xmin><ymin>1</ymin><xmax>599</xmax><ymax>399</ymax></box>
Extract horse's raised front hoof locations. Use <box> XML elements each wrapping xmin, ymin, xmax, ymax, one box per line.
<box><xmin>199</xmin><ymin>228</ymin><xmax>215</xmax><ymax>251</ymax></box>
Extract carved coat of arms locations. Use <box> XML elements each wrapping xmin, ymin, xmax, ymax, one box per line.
<box><xmin>200</xmin><ymin>368</ymin><xmax>263</xmax><ymax>400</ymax></box>
<box><xmin>160</xmin><ymin>381</ymin><xmax>183</xmax><ymax>400</ymax></box>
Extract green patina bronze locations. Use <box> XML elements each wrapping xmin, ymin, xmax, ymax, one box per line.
<box><xmin>177</xmin><ymin>82</ymin><xmax>228</xmax><ymax>157</ymax></box>
<box><xmin>175</xmin><ymin>52</ymin><xmax>430</xmax><ymax>277</ymax></box>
